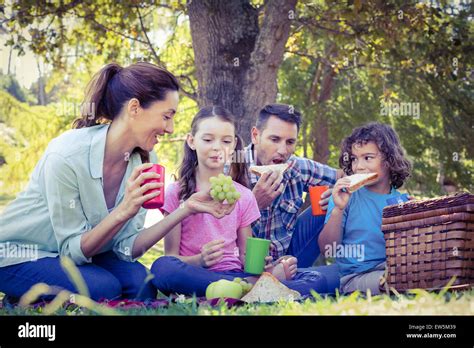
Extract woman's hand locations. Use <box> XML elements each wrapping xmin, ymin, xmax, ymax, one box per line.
<box><xmin>116</xmin><ymin>163</ymin><xmax>163</xmax><ymax>222</ymax></box>
<box><xmin>185</xmin><ymin>189</ymin><xmax>236</xmax><ymax>218</ymax></box>
<box><xmin>332</xmin><ymin>177</ymin><xmax>352</xmax><ymax>211</ymax></box>
<box><xmin>200</xmin><ymin>239</ymin><xmax>225</xmax><ymax>268</ymax></box>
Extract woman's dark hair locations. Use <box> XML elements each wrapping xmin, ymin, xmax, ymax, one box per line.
<box><xmin>178</xmin><ymin>106</ymin><xmax>249</xmax><ymax>200</ymax></box>
<box><xmin>72</xmin><ymin>62</ymin><xmax>179</xmax><ymax>163</ymax></box>
<box><xmin>339</xmin><ymin>122</ymin><xmax>412</xmax><ymax>189</ymax></box>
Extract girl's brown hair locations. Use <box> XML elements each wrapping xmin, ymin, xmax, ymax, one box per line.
<box><xmin>72</xmin><ymin>62</ymin><xmax>179</xmax><ymax>163</ymax></box>
<box><xmin>178</xmin><ymin>106</ymin><xmax>249</xmax><ymax>200</ymax></box>
<box><xmin>339</xmin><ymin>122</ymin><xmax>412</xmax><ymax>189</ymax></box>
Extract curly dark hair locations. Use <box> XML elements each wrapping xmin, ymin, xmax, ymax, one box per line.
<box><xmin>338</xmin><ymin>122</ymin><xmax>412</xmax><ymax>189</ymax></box>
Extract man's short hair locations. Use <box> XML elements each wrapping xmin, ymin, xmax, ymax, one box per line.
<box><xmin>256</xmin><ymin>104</ymin><xmax>302</xmax><ymax>131</ymax></box>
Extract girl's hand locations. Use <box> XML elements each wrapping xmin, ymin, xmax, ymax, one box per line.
<box><xmin>200</xmin><ymin>239</ymin><xmax>225</xmax><ymax>268</ymax></box>
<box><xmin>185</xmin><ymin>190</ymin><xmax>236</xmax><ymax>218</ymax></box>
<box><xmin>263</xmin><ymin>243</ymin><xmax>277</xmax><ymax>272</ymax></box>
<box><xmin>117</xmin><ymin>163</ymin><xmax>163</xmax><ymax>222</ymax></box>
<box><xmin>263</xmin><ymin>255</ymin><xmax>274</xmax><ymax>272</ymax></box>
<box><xmin>332</xmin><ymin>177</ymin><xmax>352</xmax><ymax>211</ymax></box>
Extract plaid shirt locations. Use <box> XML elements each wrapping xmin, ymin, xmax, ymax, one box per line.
<box><xmin>245</xmin><ymin>144</ymin><xmax>338</xmax><ymax>259</ymax></box>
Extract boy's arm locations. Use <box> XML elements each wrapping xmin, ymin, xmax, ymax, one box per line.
<box><xmin>317</xmin><ymin>177</ymin><xmax>352</xmax><ymax>251</ymax></box>
<box><xmin>318</xmin><ymin>207</ymin><xmax>345</xmax><ymax>251</ymax></box>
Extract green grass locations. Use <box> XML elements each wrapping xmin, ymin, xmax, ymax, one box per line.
<box><xmin>1</xmin><ymin>289</ymin><xmax>473</xmax><ymax>315</ymax></box>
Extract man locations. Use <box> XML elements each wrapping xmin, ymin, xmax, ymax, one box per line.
<box><xmin>244</xmin><ymin>104</ymin><xmax>342</xmax><ymax>291</ymax></box>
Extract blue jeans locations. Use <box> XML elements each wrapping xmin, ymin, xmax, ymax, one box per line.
<box><xmin>287</xmin><ymin>207</ymin><xmax>340</xmax><ymax>293</ymax></box>
<box><xmin>0</xmin><ymin>251</ymin><xmax>156</xmax><ymax>301</ymax></box>
<box><xmin>151</xmin><ymin>256</ymin><xmax>328</xmax><ymax>297</ymax></box>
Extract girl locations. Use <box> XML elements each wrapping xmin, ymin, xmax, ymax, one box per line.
<box><xmin>0</xmin><ymin>63</ymin><xmax>233</xmax><ymax>303</ymax></box>
<box><xmin>151</xmin><ymin>106</ymin><xmax>328</xmax><ymax>297</ymax></box>
<box><xmin>318</xmin><ymin>122</ymin><xmax>412</xmax><ymax>295</ymax></box>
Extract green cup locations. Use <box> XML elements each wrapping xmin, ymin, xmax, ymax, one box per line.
<box><xmin>244</xmin><ymin>237</ymin><xmax>271</xmax><ymax>275</ymax></box>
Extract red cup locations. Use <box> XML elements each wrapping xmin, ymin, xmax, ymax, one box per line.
<box><xmin>141</xmin><ymin>164</ymin><xmax>165</xmax><ymax>209</ymax></box>
<box><xmin>309</xmin><ymin>186</ymin><xmax>329</xmax><ymax>216</ymax></box>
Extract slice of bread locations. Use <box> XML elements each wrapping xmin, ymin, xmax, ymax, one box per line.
<box><xmin>241</xmin><ymin>272</ymin><xmax>301</xmax><ymax>303</ymax></box>
<box><xmin>347</xmin><ymin>172</ymin><xmax>379</xmax><ymax>193</ymax></box>
<box><xmin>249</xmin><ymin>162</ymin><xmax>290</xmax><ymax>177</ymax></box>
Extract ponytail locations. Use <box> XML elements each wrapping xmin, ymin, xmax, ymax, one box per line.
<box><xmin>72</xmin><ymin>63</ymin><xmax>122</xmax><ymax>129</ymax></box>
<box><xmin>230</xmin><ymin>135</ymin><xmax>249</xmax><ymax>188</ymax></box>
<box><xmin>178</xmin><ymin>141</ymin><xmax>199</xmax><ymax>201</ymax></box>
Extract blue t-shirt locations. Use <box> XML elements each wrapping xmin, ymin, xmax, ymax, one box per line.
<box><xmin>324</xmin><ymin>186</ymin><xmax>401</xmax><ymax>276</ymax></box>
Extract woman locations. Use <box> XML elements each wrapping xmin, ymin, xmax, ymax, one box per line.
<box><xmin>0</xmin><ymin>62</ymin><xmax>234</xmax><ymax>302</ymax></box>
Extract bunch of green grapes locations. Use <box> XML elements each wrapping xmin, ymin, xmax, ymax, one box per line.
<box><xmin>233</xmin><ymin>277</ymin><xmax>253</xmax><ymax>295</ymax></box>
<box><xmin>209</xmin><ymin>173</ymin><xmax>241</xmax><ymax>204</ymax></box>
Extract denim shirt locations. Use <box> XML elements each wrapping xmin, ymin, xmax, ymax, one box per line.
<box><xmin>0</xmin><ymin>124</ymin><xmax>157</xmax><ymax>267</ymax></box>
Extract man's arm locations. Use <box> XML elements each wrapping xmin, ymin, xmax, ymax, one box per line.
<box><xmin>294</xmin><ymin>157</ymin><xmax>339</xmax><ymax>210</ymax></box>
<box><xmin>297</xmin><ymin>157</ymin><xmax>339</xmax><ymax>188</ymax></box>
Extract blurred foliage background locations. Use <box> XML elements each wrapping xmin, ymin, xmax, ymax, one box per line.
<box><xmin>0</xmin><ymin>0</ymin><xmax>472</xmax><ymax>201</ymax></box>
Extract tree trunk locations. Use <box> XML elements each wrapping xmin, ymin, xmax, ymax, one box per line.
<box><xmin>7</xmin><ymin>46</ymin><xmax>12</xmax><ymax>75</ymax></box>
<box><xmin>36</xmin><ymin>59</ymin><xmax>46</xmax><ymax>106</ymax></box>
<box><xmin>308</xmin><ymin>43</ymin><xmax>337</xmax><ymax>164</ymax></box>
<box><xmin>310</xmin><ymin>69</ymin><xmax>335</xmax><ymax>164</ymax></box>
<box><xmin>187</xmin><ymin>0</ymin><xmax>296</xmax><ymax>145</ymax></box>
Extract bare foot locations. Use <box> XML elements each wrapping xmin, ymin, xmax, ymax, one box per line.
<box><xmin>266</xmin><ymin>256</ymin><xmax>298</xmax><ymax>281</ymax></box>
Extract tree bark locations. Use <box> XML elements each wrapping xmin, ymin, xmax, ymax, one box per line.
<box><xmin>308</xmin><ymin>43</ymin><xmax>337</xmax><ymax>164</ymax></box>
<box><xmin>187</xmin><ymin>0</ymin><xmax>296</xmax><ymax>145</ymax></box>
<box><xmin>36</xmin><ymin>58</ymin><xmax>46</xmax><ymax>106</ymax></box>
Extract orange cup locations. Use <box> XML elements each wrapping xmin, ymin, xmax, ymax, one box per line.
<box><xmin>309</xmin><ymin>186</ymin><xmax>329</xmax><ymax>216</ymax></box>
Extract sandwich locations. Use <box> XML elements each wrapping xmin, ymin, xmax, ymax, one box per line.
<box><xmin>241</xmin><ymin>272</ymin><xmax>301</xmax><ymax>303</ymax></box>
<box><xmin>249</xmin><ymin>162</ymin><xmax>290</xmax><ymax>177</ymax></box>
<box><xmin>346</xmin><ymin>172</ymin><xmax>379</xmax><ymax>193</ymax></box>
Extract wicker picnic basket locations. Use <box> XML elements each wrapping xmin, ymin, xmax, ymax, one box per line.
<box><xmin>382</xmin><ymin>192</ymin><xmax>474</xmax><ymax>291</ymax></box>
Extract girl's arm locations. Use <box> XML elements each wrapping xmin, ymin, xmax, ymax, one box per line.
<box><xmin>164</xmin><ymin>220</ymin><xmax>226</xmax><ymax>268</ymax></box>
<box><xmin>163</xmin><ymin>213</ymin><xmax>202</xmax><ymax>266</ymax></box>
<box><xmin>131</xmin><ymin>189</ymin><xmax>235</xmax><ymax>259</ymax></box>
<box><xmin>318</xmin><ymin>177</ymin><xmax>352</xmax><ymax>251</ymax></box>
<box><xmin>237</xmin><ymin>225</ymin><xmax>252</xmax><ymax>266</ymax></box>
